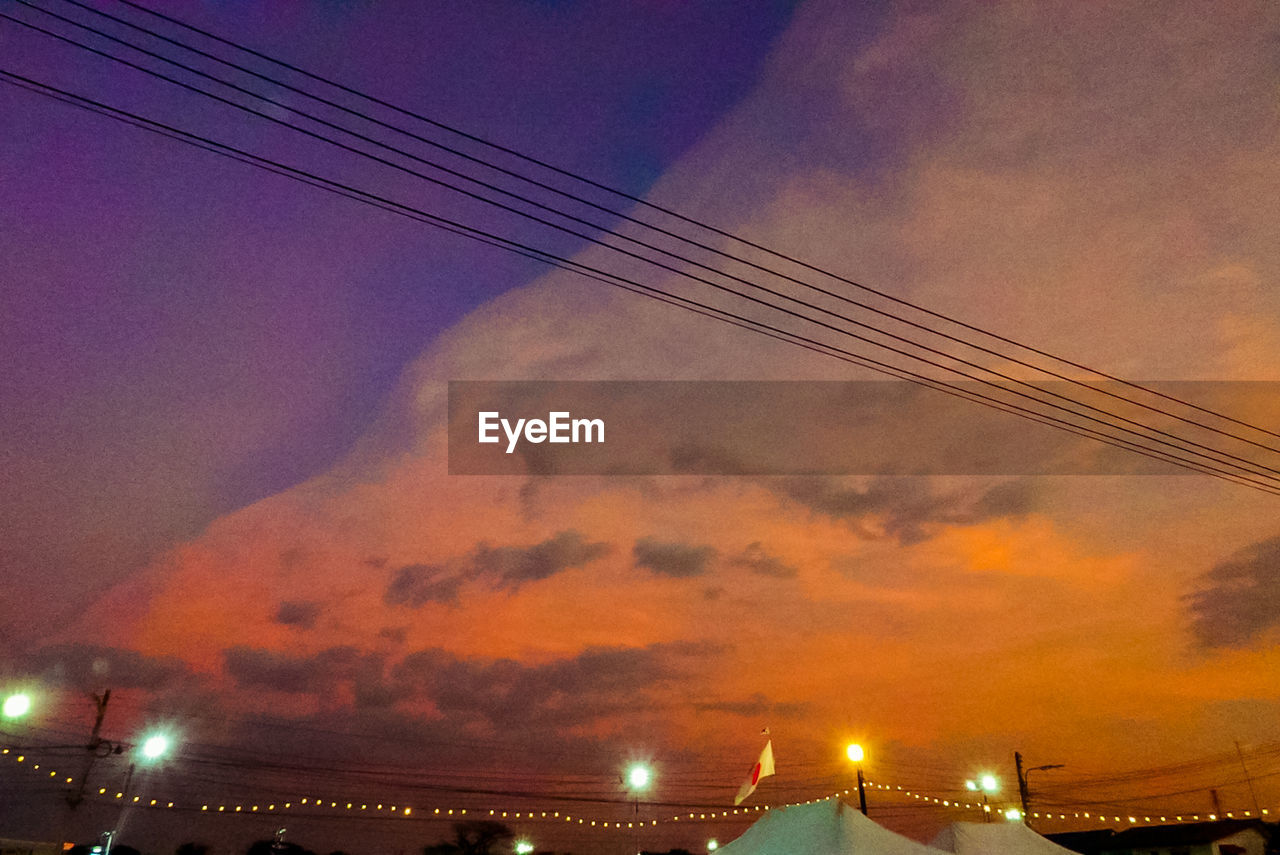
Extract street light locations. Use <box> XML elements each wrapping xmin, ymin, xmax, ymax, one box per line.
<box><xmin>966</xmin><ymin>775</ymin><xmax>999</xmax><ymax>822</ymax></box>
<box><xmin>514</xmin><ymin>841</ymin><xmax>534</xmax><ymax>855</ymax></box>
<box><xmin>3</xmin><ymin>693</ymin><xmax>32</xmax><ymax>720</ymax></box>
<box><xmin>106</xmin><ymin>731</ymin><xmax>177</xmax><ymax>855</ymax></box>
<box><xmin>845</xmin><ymin>744</ymin><xmax>868</xmax><ymax>816</ymax></box>
<box><xmin>140</xmin><ymin>735</ymin><xmax>169</xmax><ymax>761</ymax></box>
<box><xmin>707</xmin><ymin>840</ymin><xmax>719</xmax><ymax>852</ymax></box>
<box><xmin>628</xmin><ymin>765</ymin><xmax>651</xmax><ymax>791</ymax></box>
<box><xmin>1016</xmin><ymin>755</ymin><xmax>1064</xmax><ymax>828</ymax></box>
<box><xmin>625</xmin><ymin>763</ymin><xmax>652</xmax><ymax>855</ymax></box>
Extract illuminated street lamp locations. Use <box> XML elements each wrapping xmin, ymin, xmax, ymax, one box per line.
<box><xmin>2</xmin><ymin>693</ymin><xmax>32</xmax><ymax>720</ymax></box>
<box><xmin>140</xmin><ymin>734</ymin><xmax>169</xmax><ymax>761</ymax></box>
<box><xmin>965</xmin><ymin>775</ymin><xmax>999</xmax><ymax>822</ymax></box>
<box><xmin>105</xmin><ymin>731</ymin><xmax>177</xmax><ymax>855</ymax></box>
<box><xmin>1004</xmin><ymin>808</ymin><xmax>1023</xmax><ymax>822</ymax></box>
<box><xmin>625</xmin><ymin>763</ymin><xmax>652</xmax><ymax>855</ymax></box>
<box><xmin>845</xmin><ymin>744</ymin><xmax>868</xmax><ymax>816</ymax></box>
<box><xmin>514</xmin><ymin>841</ymin><xmax>534</xmax><ymax>855</ymax></box>
<box><xmin>1015</xmin><ymin>753</ymin><xmax>1064</xmax><ymax>828</ymax></box>
<box><xmin>707</xmin><ymin>840</ymin><xmax>719</xmax><ymax>852</ymax></box>
<box><xmin>628</xmin><ymin>765</ymin><xmax>651</xmax><ymax>791</ymax></box>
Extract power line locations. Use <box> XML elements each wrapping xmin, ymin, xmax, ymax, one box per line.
<box><xmin>4</xmin><ymin>67</ymin><xmax>1279</xmax><ymax>497</ymax></box>
<box><xmin>11</xmin><ymin>2</ymin><xmax>1280</xmax><ymax>490</ymax></box>
<box><xmin>103</xmin><ymin>0</ymin><xmax>1280</xmax><ymax>448</ymax></box>
<box><xmin>33</xmin><ymin>0</ymin><xmax>1280</xmax><ymax>464</ymax></box>
<box><xmin>7</xmin><ymin>10</ymin><xmax>1280</xmax><ymax>492</ymax></box>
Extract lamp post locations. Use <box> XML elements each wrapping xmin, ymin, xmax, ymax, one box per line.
<box><xmin>965</xmin><ymin>775</ymin><xmax>999</xmax><ymax>822</ymax></box>
<box><xmin>845</xmin><ymin>744</ymin><xmax>868</xmax><ymax>816</ymax></box>
<box><xmin>104</xmin><ymin>731</ymin><xmax>174</xmax><ymax>855</ymax></box>
<box><xmin>626</xmin><ymin>764</ymin><xmax>651</xmax><ymax>855</ymax></box>
<box><xmin>1015</xmin><ymin>753</ymin><xmax>1064</xmax><ymax>828</ymax></box>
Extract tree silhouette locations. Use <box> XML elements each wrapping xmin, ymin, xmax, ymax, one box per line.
<box><xmin>246</xmin><ymin>840</ymin><xmax>317</xmax><ymax>855</ymax></box>
<box><xmin>423</xmin><ymin>820</ymin><xmax>514</xmax><ymax>855</ymax></box>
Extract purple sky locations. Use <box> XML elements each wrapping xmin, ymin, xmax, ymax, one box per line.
<box><xmin>0</xmin><ymin>0</ymin><xmax>811</xmax><ymax>644</ymax></box>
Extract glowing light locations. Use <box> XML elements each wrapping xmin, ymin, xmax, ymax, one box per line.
<box><xmin>708</xmin><ymin>840</ymin><xmax>719</xmax><ymax>852</ymax></box>
<box><xmin>141</xmin><ymin>734</ymin><xmax>169</xmax><ymax>760</ymax></box>
<box><xmin>628</xmin><ymin>765</ymin><xmax>651</xmax><ymax>790</ymax></box>
<box><xmin>1004</xmin><ymin>808</ymin><xmax>1022</xmax><ymax>821</ymax></box>
<box><xmin>515</xmin><ymin>842</ymin><xmax>535</xmax><ymax>855</ymax></box>
<box><xmin>980</xmin><ymin>775</ymin><xmax>998</xmax><ymax>793</ymax></box>
<box><xmin>2</xmin><ymin>693</ymin><xmax>31</xmax><ymax>719</ymax></box>
<box><xmin>965</xmin><ymin>781</ymin><xmax>978</xmax><ymax>791</ymax></box>
<box><xmin>846</xmin><ymin>744</ymin><xmax>865</xmax><ymax>763</ymax></box>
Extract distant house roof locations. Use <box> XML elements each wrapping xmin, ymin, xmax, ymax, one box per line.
<box><xmin>1108</xmin><ymin>820</ymin><xmax>1268</xmax><ymax>850</ymax></box>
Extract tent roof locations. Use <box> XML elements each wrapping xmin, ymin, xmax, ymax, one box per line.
<box><xmin>718</xmin><ymin>798</ymin><xmax>951</xmax><ymax>855</ymax></box>
<box><xmin>932</xmin><ymin>822</ymin><xmax>1084</xmax><ymax>855</ymax></box>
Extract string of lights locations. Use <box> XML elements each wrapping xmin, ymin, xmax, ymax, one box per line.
<box><xmin>3</xmin><ymin>744</ymin><xmax>1273</xmax><ymax>834</ymax></box>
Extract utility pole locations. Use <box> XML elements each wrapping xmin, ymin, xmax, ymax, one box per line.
<box><xmin>1234</xmin><ymin>741</ymin><xmax>1261</xmax><ymax>815</ymax></box>
<box><xmin>1016</xmin><ymin>752</ymin><xmax>1031</xmax><ymax>821</ymax></box>
<box><xmin>1210</xmin><ymin>788</ymin><xmax>1223</xmax><ymax>818</ymax></box>
<box><xmin>1014</xmin><ymin>751</ymin><xmax>1063</xmax><ymax>827</ymax></box>
<box><xmin>68</xmin><ymin>689</ymin><xmax>114</xmax><ymax>810</ymax></box>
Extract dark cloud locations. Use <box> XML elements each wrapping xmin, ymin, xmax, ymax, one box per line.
<box><xmin>395</xmin><ymin>642</ymin><xmax>714</xmax><ymax>732</ymax></box>
<box><xmin>223</xmin><ymin>646</ymin><xmax>406</xmax><ymax>708</ymax></box>
<box><xmin>1186</xmin><ymin>536</ymin><xmax>1280</xmax><ymax>649</ymax></box>
<box><xmin>633</xmin><ymin>537</ymin><xmax>716</xmax><ymax>577</ymax></box>
<box><xmin>769</xmin><ymin>477</ymin><xmax>1036</xmax><ymax>545</ymax></box>
<box><xmin>383</xmin><ymin>532</ymin><xmax>610</xmax><ymax>608</ymax></box>
<box><xmin>21</xmin><ymin>643</ymin><xmax>188</xmax><ymax>690</ymax></box>
<box><xmin>693</xmin><ymin>692</ymin><xmax>809</xmax><ymax>718</ymax></box>
<box><xmin>728</xmin><ymin>542</ymin><xmax>798</xmax><ymax>578</ymax></box>
<box><xmin>474</xmin><ymin>530</ymin><xmax>611</xmax><ymax>589</ymax></box>
<box><xmin>275</xmin><ymin>600</ymin><xmax>321</xmax><ymax>629</ymax></box>
<box><xmin>224</xmin><ymin>647</ymin><xmax>331</xmax><ymax>693</ymax></box>
<box><xmin>383</xmin><ymin>563</ymin><xmax>462</xmax><ymax>607</ymax></box>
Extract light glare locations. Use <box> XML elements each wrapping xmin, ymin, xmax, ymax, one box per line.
<box><xmin>141</xmin><ymin>734</ymin><xmax>169</xmax><ymax>760</ymax></box>
<box><xmin>845</xmin><ymin>744</ymin><xmax>864</xmax><ymax>763</ymax></box>
<box><xmin>2</xmin><ymin>693</ymin><xmax>31</xmax><ymax>719</ymax></box>
<box><xmin>628</xmin><ymin>765</ymin><xmax>651</xmax><ymax>790</ymax></box>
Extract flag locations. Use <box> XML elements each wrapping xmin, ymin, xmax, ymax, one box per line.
<box><xmin>734</xmin><ymin>739</ymin><xmax>775</xmax><ymax>805</ymax></box>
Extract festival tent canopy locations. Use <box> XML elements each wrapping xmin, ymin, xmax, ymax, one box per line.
<box><xmin>931</xmin><ymin>822</ymin><xmax>1083</xmax><ymax>855</ymax></box>
<box><xmin>718</xmin><ymin>797</ymin><xmax>953</xmax><ymax>855</ymax></box>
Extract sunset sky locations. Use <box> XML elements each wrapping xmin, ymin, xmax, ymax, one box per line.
<box><xmin>3</xmin><ymin>1</ymin><xmax>1280</xmax><ymax>853</ymax></box>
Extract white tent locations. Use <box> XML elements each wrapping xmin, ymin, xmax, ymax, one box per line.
<box><xmin>931</xmin><ymin>823</ymin><xmax>1082</xmax><ymax>855</ymax></box>
<box><xmin>718</xmin><ymin>798</ymin><xmax>953</xmax><ymax>855</ymax></box>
